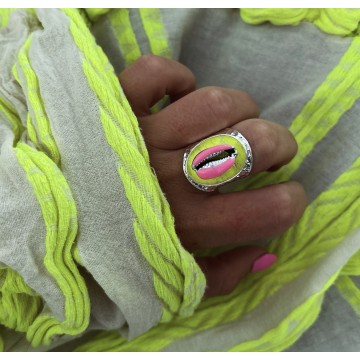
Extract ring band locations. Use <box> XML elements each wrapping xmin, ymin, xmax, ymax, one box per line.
<box><xmin>183</xmin><ymin>129</ymin><xmax>253</xmax><ymax>191</ymax></box>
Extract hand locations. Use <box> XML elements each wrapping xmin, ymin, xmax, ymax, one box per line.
<box><xmin>119</xmin><ymin>55</ymin><xmax>307</xmax><ymax>297</ymax></box>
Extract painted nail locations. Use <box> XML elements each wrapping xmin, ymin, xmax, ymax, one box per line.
<box><xmin>251</xmin><ymin>253</ymin><xmax>277</xmax><ymax>273</ymax></box>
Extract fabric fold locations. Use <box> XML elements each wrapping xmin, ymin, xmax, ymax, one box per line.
<box><xmin>0</xmin><ymin>7</ymin><xmax>206</xmax><ymax>349</ymax></box>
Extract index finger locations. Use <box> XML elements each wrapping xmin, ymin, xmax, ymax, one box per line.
<box><xmin>119</xmin><ymin>54</ymin><xmax>196</xmax><ymax>116</ymax></box>
<box><xmin>140</xmin><ymin>86</ymin><xmax>259</xmax><ymax>149</ymax></box>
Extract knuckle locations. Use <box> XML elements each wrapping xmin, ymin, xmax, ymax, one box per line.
<box><xmin>167</xmin><ymin>114</ymin><xmax>189</xmax><ymax>140</ymax></box>
<box><xmin>273</xmin><ymin>186</ymin><xmax>297</xmax><ymax>228</ymax></box>
<box><xmin>201</xmin><ymin>87</ymin><xmax>233</xmax><ymax>121</ymax></box>
<box><xmin>136</xmin><ymin>54</ymin><xmax>166</xmax><ymax>74</ymax></box>
<box><xmin>240</xmin><ymin>91</ymin><xmax>258</xmax><ymax>113</ymax></box>
<box><xmin>254</xmin><ymin>121</ymin><xmax>278</xmax><ymax>157</ymax></box>
<box><xmin>186</xmin><ymin>71</ymin><xmax>197</xmax><ymax>88</ymax></box>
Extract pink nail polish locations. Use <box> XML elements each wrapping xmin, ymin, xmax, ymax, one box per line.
<box><xmin>251</xmin><ymin>253</ymin><xmax>277</xmax><ymax>273</ymax></box>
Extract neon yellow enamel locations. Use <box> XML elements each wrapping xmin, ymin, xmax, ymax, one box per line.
<box><xmin>186</xmin><ymin>135</ymin><xmax>246</xmax><ymax>186</ymax></box>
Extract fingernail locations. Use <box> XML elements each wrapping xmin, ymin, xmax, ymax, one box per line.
<box><xmin>251</xmin><ymin>253</ymin><xmax>277</xmax><ymax>273</ymax></box>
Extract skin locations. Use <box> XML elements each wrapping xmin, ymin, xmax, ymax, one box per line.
<box><xmin>119</xmin><ymin>54</ymin><xmax>307</xmax><ymax>298</ymax></box>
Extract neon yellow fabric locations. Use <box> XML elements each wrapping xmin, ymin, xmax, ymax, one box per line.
<box><xmin>236</xmin><ymin>35</ymin><xmax>360</xmax><ymax>192</ymax></box>
<box><xmin>0</xmin><ymin>268</ymin><xmax>42</xmax><ymax>333</ymax></box>
<box><xmin>1</xmin><ymin>7</ymin><xmax>360</xmax><ymax>352</ymax></box>
<box><xmin>0</xmin><ymin>337</ymin><xmax>3</xmax><ymax>352</ymax></box>
<box><xmin>336</xmin><ymin>276</ymin><xmax>360</xmax><ymax>316</ymax></box>
<box><xmin>74</xmin><ymin>153</ymin><xmax>360</xmax><ymax>351</ymax></box>
<box><xmin>240</xmin><ymin>9</ymin><xmax>360</xmax><ymax>36</ymax></box>
<box><xmin>0</xmin><ymin>9</ymin><xmax>36</xmax><ymax>27</ymax></box>
<box><xmin>138</xmin><ymin>9</ymin><xmax>172</xmax><ymax>113</ymax></box>
<box><xmin>108</xmin><ymin>9</ymin><xmax>170</xmax><ymax>113</ymax></box>
<box><xmin>139</xmin><ymin>9</ymin><xmax>172</xmax><ymax>59</ymax></box>
<box><xmin>15</xmin><ymin>144</ymin><xmax>90</xmax><ymax>346</ymax></box>
<box><xmin>109</xmin><ymin>9</ymin><xmax>142</xmax><ymax>66</ymax></box>
<box><xmin>16</xmin><ymin>36</ymin><xmax>61</xmax><ymax>166</ymax></box>
<box><xmin>0</xmin><ymin>26</ymin><xmax>91</xmax><ymax>346</ymax></box>
<box><xmin>230</xmin><ymin>271</ymin><xmax>341</xmax><ymax>352</ymax></box>
<box><xmin>84</xmin><ymin>8</ymin><xmax>110</xmax><ymax>22</ymax></box>
<box><xmin>0</xmin><ymin>97</ymin><xmax>24</xmax><ymax>145</ymax></box>
<box><xmin>340</xmin><ymin>250</ymin><xmax>360</xmax><ymax>276</ymax></box>
<box><xmin>62</xmin><ymin>8</ymin><xmax>206</xmax><ymax>323</ymax></box>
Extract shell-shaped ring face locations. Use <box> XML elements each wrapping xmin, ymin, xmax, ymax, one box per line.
<box><xmin>183</xmin><ymin>130</ymin><xmax>253</xmax><ymax>191</ymax></box>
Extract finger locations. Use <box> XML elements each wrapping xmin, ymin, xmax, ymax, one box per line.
<box><xmin>150</xmin><ymin>118</ymin><xmax>297</xmax><ymax>187</ymax></box>
<box><xmin>233</xmin><ymin>118</ymin><xmax>298</xmax><ymax>175</ymax></box>
<box><xmin>118</xmin><ymin>54</ymin><xmax>196</xmax><ymax>116</ymax></box>
<box><xmin>177</xmin><ymin>181</ymin><xmax>307</xmax><ymax>250</ymax></box>
<box><xmin>140</xmin><ymin>86</ymin><xmax>259</xmax><ymax>149</ymax></box>
<box><xmin>197</xmin><ymin>248</ymin><xmax>277</xmax><ymax>297</ymax></box>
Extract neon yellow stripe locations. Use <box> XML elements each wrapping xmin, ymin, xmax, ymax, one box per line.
<box><xmin>3</xmin><ymin>29</ymin><xmax>88</xmax><ymax>343</ymax></box>
<box><xmin>75</xmin><ymin>330</ymin><xmax>124</xmax><ymax>352</ymax></box>
<box><xmin>73</xmin><ymin>289</ymin><xmax>322</xmax><ymax>352</ymax></box>
<box><xmin>109</xmin><ymin>9</ymin><xmax>142</xmax><ymax>66</ymax></box>
<box><xmin>0</xmin><ymin>268</ymin><xmax>42</xmax><ymax>333</ymax></box>
<box><xmin>16</xmin><ymin>36</ymin><xmax>61</xmax><ymax>166</ymax></box>
<box><xmin>341</xmin><ymin>250</ymin><xmax>360</xmax><ymax>276</ymax></box>
<box><xmin>0</xmin><ymin>96</ymin><xmax>24</xmax><ymax>144</ymax></box>
<box><xmin>62</xmin><ymin>8</ymin><xmax>205</xmax><ymax>323</ymax></box>
<box><xmin>270</xmin><ymin>156</ymin><xmax>360</xmax><ymax>255</ymax></box>
<box><xmin>0</xmin><ymin>8</ymin><xmax>16</xmax><ymax>27</ymax></box>
<box><xmin>230</xmin><ymin>271</ymin><xmax>340</xmax><ymax>351</ymax></box>
<box><xmin>72</xmin><ymin>246</ymin><xmax>83</xmax><ymax>266</ymax></box>
<box><xmin>138</xmin><ymin>9</ymin><xmax>172</xmax><ymax>113</ymax></box>
<box><xmin>15</xmin><ymin>144</ymin><xmax>90</xmax><ymax>346</ymax></box>
<box><xmin>236</xmin><ymin>36</ymin><xmax>360</xmax><ymax>192</ymax></box>
<box><xmin>84</xmin><ymin>8</ymin><xmax>110</xmax><ymax>22</ymax></box>
<box><xmin>139</xmin><ymin>9</ymin><xmax>172</xmax><ymax>59</ymax></box>
<box><xmin>336</xmin><ymin>276</ymin><xmax>360</xmax><ymax>316</ymax></box>
<box><xmin>134</xmin><ymin>221</ymin><xmax>181</xmax><ymax>321</ymax></box>
<box><xmin>66</xmin><ymin>8</ymin><xmax>147</xmax><ymax>157</ymax></box>
<box><xmin>0</xmin><ymin>91</ymin><xmax>42</xmax><ymax>336</ymax></box>
<box><xmin>240</xmin><ymin>9</ymin><xmax>360</xmax><ymax>36</ymax></box>
<box><xmin>241</xmin><ymin>9</ymin><xmax>316</xmax><ymax>26</ymax></box>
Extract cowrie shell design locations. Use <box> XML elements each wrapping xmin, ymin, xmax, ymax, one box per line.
<box><xmin>183</xmin><ymin>129</ymin><xmax>253</xmax><ymax>191</ymax></box>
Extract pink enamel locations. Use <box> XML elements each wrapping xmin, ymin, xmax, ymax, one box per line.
<box><xmin>251</xmin><ymin>253</ymin><xmax>277</xmax><ymax>273</ymax></box>
<box><xmin>192</xmin><ymin>144</ymin><xmax>233</xmax><ymax>167</ymax></box>
<box><xmin>197</xmin><ymin>157</ymin><xmax>235</xmax><ymax>179</ymax></box>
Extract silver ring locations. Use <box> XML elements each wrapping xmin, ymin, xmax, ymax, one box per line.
<box><xmin>183</xmin><ymin>129</ymin><xmax>253</xmax><ymax>192</ymax></box>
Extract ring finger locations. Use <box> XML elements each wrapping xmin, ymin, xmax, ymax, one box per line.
<box><xmin>154</xmin><ymin>117</ymin><xmax>297</xmax><ymax>188</ymax></box>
